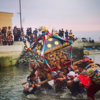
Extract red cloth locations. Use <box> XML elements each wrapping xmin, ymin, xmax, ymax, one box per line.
<box><xmin>87</xmin><ymin>82</ymin><xmax>100</xmax><ymax>100</ymax></box>
<box><xmin>77</xmin><ymin>74</ymin><xmax>91</xmax><ymax>88</ymax></box>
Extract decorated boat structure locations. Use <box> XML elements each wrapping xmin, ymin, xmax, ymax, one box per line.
<box><xmin>23</xmin><ymin>28</ymin><xmax>77</xmax><ymax>81</ymax></box>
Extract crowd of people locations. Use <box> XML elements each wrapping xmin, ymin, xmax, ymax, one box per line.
<box><xmin>0</xmin><ymin>26</ymin><xmax>74</xmax><ymax>45</ymax></box>
<box><xmin>23</xmin><ymin>57</ymin><xmax>100</xmax><ymax>100</ymax></box>
<box><xmin>0</xmin><ymin>26</ymin><xmax>13</xmax><ymax>45</ymax></box>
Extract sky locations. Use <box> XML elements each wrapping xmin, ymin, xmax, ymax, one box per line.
<box><xmin>0</xmin><ymin>0</ymin><xmax>100</xmax><ymax>40</ymax></box>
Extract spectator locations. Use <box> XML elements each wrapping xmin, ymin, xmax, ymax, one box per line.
<box><xmin>20</xmin><ymin>27</ymin><xmax>24</xmax><ymax>41</ymax></box>
<box><xmin>3</xmin><ymin>35</ymin><xmax>8</xmax><ymax>45</ymax></box>
<box><xmin>29</xmin><ymin>34</ymin><xmax>34</xmax><ymax>44</ymax></box>
<box><xmin>69</xmin><ymin>30</ymin><xmax>73</xmax><ymax>40</ymax></box>
<box><xmin>33</xmin><ymin>28</ymin><xmax>38</xmax><ymax>39</ymax></box>
<box><xmin>2</xmin><ymin>27</ymin><xmax>6</xmax><ymax>37</ymax></box>
<box><xmin>26</xmin><ymin>28</ymin><xmax>29</xmax><ymax>36</ymax></box>
<box><xmin>5</xmin><ymin>27</ymin><xmax>7</xmax><ymax>37</ymax></box>
<box><xmin>0</xmin><ymin>28</ymin><xmax>1</xmax><ymax>35</ymax></box>
<box><xmin>88</xmin><ymin>37</ymin><xmax>91</xmax><ymax>43</ymax></box>
<box><xmin>0</xmin><ymin>34</ymin><xmax>2</xmax><ymax>45</ymax></box>
<box><xmin>51</xmin><ymin>29</ymin><xmax>54</xmax><ymax>34</ymax></box>
<box><xmin>61</xmin><ymin>28</ymin><xmax>64</xmax><ymax>38</ymax></box>
<box><xmin>0</xmin><ymin>28</ymin><xmax>2</xmax><ymax>45</ymax></box>
<box><xmin>7</xmin><ymin>33</ymin><xmax>13</xmax><ymax>45</ymax></box>
<box><xmin>21</xmin><ymin>27</ymin><xmax>24</xmax><ymax>35</ymax></box>
<box><xmin>29</xmin><ymin>27</ymin><xmax>32</xmax><ymax>35</ymax></box>
<box><xmin>58</xmin><ymin>30</ymin><xmax>62</xmax><ymax>37</ymax></box>
<box><xmin>17</xmin><ymin>28</ymin><xmax>21</xmax><ymax>41</ymax></box>
<box><xmin>65</xmin><ymin>30</ymin><xmax>68</xmax><ymax>39</ymax></box>
<box><xmin>13</xmin><ymin>26</ymin><xmax>18</xmax><ymax>41</ymax></box>
<box><xmin>7</xmin><ymin>26</ymin><xmax>12</xmax><ymax>36</ymax></box>
<box><xmin>91</xmin><ymin>39</ymin><xmax>94</xmax><ymax>43</ymax></box>
<box><xmin>20</xmin><ymin>34</ymin><xmax>24</xmax><ymax>41</ymax></box>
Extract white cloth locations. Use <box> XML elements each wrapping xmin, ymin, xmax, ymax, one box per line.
<box><xmin>37</xmin><ymin>31</ymin><xmax>42</xmax><ymax>37</ymax></box>
<box><xmin>67</xmin><ymin>71</ymin><xmax>75</xmax><ymax>76</ymax></box>
<box><xmin>73</xmin><ymin>77</ymin><xmax>79</xmax><ymax>82</ymax></box>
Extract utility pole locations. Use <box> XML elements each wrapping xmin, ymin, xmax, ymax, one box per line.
<box><xmin>19</xmin><ymin>0</ymin><xmax>22</xmax><ymax>28</ymax></box>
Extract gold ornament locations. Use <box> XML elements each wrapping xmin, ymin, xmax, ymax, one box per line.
<box><xmin>48</xmin><ymin>38</ymin><xmax>52</xmax><ymax>41</ymax></box>
<box><xmin>37</xmin><ymin>50</ymin><xmax>40</xmax><ymax>54</ymax></box>
<box><xmin>47</xmin><ymin>44</ymin><xmax>52</xmax><ymax>48</ymax></box>
<box><xmin>54</xmin><ymin>41</ymin><xmax>59</xmax><ymax>45</ymax></box>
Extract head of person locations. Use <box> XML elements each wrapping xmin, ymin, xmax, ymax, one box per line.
<box><xmin>66</xmin><ymin>29</ymin><xmax>68</xmax><ymax>32</ymax></box>
<box><xmin>70</xmin><ymin>30</ymin><xmax>72</xmax><ymax>33</ymax></box>
<box><xmin>35</xmin><ymin>28</ymin><xmax>37</xmax><ymax>30</ymax></box>
<box><xmin>59</xmin><ymin>29</ymin><xmax>61</xmax><ymax>32</ymax></box>
<box><xmin>81</xmin><ymin>57</ymin><xmax>90</xmax><ymax>67</ymax></box>
<box><xmin>76</xmin><ymin>63</ymin><xmax>86</xmax><ymax>72</ymax></box>
<box><xmin>31</xmin><ymin>33</ymin><xmax>33</xmax><ymax>36</ymax></box>
<box><xmin>30</xmin><ymin>61</ymin><xmax>35</xmax><ymax>68</ymax></box>
<box><xmin>29</xmin><ymin>73</ymin><xmax>36</xmax><ymax>81</ymax></box>
<box><xmin>18</xmin><ymin>28</ymin><xmax>20</xmax><ymax>30</ymax></box>
<box><xmin>8</xmin><ymin>26</ymin><xmax>11</xmax><ymax>29</ymax></box>
<box><xmin>74</xmin><ymin>66</ymin><xmax>78</xmax><ymax>70</ymax></box>
<box><xmin>67</xmin><ymin>71</ymin><xmax>76</xmax><ymax>79</ymax></box>
<box><xmin>58</xmin><ymin>69</ymin><xmax>64</xmax><ymax>77</ymax></box>
<box><xmin>21</xmin><ymin>27</ymin><xmax>23</xmax><ymax>29</ymax></box>
<box><xmin>5</xmin><ymin>27</ymin><xmax>7</xmax><ymax>30</ymax></box>
<box><xmin>14</xmin><ymin>26</ymin><xmax>17</xmax><ymax>29</ymax></box>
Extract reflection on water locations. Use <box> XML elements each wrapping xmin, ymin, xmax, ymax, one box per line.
<box><xmin>87</xmin><ymin>54</ymin><xmax>100</xmax><ymax>64</ymax></box>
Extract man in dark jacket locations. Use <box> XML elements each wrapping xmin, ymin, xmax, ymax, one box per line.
<box><xmin>2</xmin><ymin>27</ymin><xmax>6</xmax><ymax>37</ymax></box>
<box><xmin>13</xmin><ymin>26</ymin><xmax>18</xmax><ymax>41</ymax></box>
<box><xmin>65</xmin><ymin>30</ymin><xmax>68</xmax><ymax>39</ymax></box>
<box><xmin>33</xmin><ymin>28</ymin><xmax>38</xmax><ymax>39</ymax></box>
<box><xmin>17</xmin><ymin>28</ymin><xmax>21</xmax><ymax>41</ymax></box>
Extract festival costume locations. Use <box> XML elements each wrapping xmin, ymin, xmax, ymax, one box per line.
<box><xmin>78</xmin><ymin>63</ymin><xmax>100</xmax><ymax>100</ymax></box>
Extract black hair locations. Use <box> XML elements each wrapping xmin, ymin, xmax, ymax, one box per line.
<box><xmin>29</xmin><ymin>73</ymin><xmax>36</xmax><ymax>78</ymax></box>
<box><xmin>76</xmin><ymin>63</ymin><xmax>85</xmax><ymax>68</ymax></box>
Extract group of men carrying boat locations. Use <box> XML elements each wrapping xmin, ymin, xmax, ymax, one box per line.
<box><xmin>23</xmin><ymin>56</ymin><xmax>100</xmax><ymax>100</ymax></box>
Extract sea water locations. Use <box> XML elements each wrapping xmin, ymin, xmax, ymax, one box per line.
<box><xmin>87</xmin><ymin>54</ymin><xmax>100</xmax><ymax>64</ymax></box>
<box><xmin>0</xmin><ymin>54</ymin><xmax>100</xmax><ymax>100</ymax></box>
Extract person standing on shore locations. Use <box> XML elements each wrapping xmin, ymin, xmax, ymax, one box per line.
<box><xmin>33</xmin><ymin>28</ymin><xmax>38</xmax><ymax>39</ymax></box>
<box><xmin>65</xmin><ymin>30</ymin><xmax>68</xmax><ymax>39</ymax></box>
<box><xmin>61</xmin><ymin>28</ymin><xmax>64</xmax><ymax>38</ymax></box>
<box><xmin>13</xmin><ymin>26</ymin><xmax>18</xmax><ymax>41</ymax></box>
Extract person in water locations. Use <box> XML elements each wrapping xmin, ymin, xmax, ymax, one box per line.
<box><xmin>54</xmin><ymin>69</ymin><xmax>66</xmax><ymax>92</ymax></box>
<box><xmin>66</xmin><ymin>71</ymin><xmax>84</xmax><ymax>95</ymax></box>
<box><xmin>29</xmin><ymin>60</ymin><xmax>53</xmax><ymax>90</ymax></box>
<box><xmin>29</xmin><ymin>60</ymin><xmax>39</xmax><ymax>77</ymax></box>
<box><xmin>76</xmin><ymin>57</ymin><xmax>100</xmax><ymax>100</ymax></box>
<box><xmin>23</xmin><ymin>73</ymin><xmax>41</xmax><ymax>95</ymax></box>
